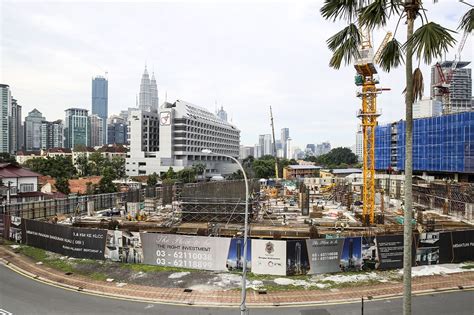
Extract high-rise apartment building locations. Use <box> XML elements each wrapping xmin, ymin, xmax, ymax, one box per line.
<box><xmin>92</xmin><ymin>76</ymin><xmax>108</xmax><ymax>144</ymax></box>
<box><xmin>10</xmin><ymin>98</ymin><xmax>22</xmax><ymax>153</ymax></box>
<box><xmin>315</xmin><ymin>142</ymin><xmax>331</xmax><ymax>156</ymax></box>
<box><xmin>413</xmin><ymin>97</ymin><xmax>442</xmax><ymax>119</ymax></box>
<box><xmin>65</xmin><ymin>108</ymin><xmax>90</xmax><ymax>149</ymax></box>
<box><xmin>281</xmin><ymin>128</ymin><xmax>289</xmax><ymax>158</ymax></box>
<box><xmin>90</xmin><ymin>114</ymin><xmax>104</xmax><ymax>147</ymax></box>
<box><xmin>258</xmin><ymin>134</ymin><xmax>272</xmax><ymax>156</ymax></box>
<box><xmin>431</xmin><ymin>61</ymin><xmax>473</xmax><ymax>113</ymax></box>
<box><xmin>216</xmin><ymin>106</ymin><xmax>228</xmax><ymax>122</ymax></box>
<box><xmin>107</xmin><ymin>115</ymin><xmax>127</xmax><ymax>145</ymax></box>
<box><xmin>355</xmin><ymin>125</ymin><xmax>363</xmax><ymax>162</ymax></box>
<box><xmin>40</xmin><ymin>120</ymin><xmax>64</xmax><ymax>149</ymax></box>
<box><xmin>24</xmin><ymin>108</ymin><xmax>45</xmax><ymax>151</ymax></box>
<box><xmin>138</xmin><ymin>66</ymin><xmax>159</xmax><ymax>112</ymax></box>
<box><xmin>126</xmin><ymin>100</ymin><xmax>239</xmax><ymax>176</ymax></box>
<box><xmin>0</xmin><ymin>84</ymin><xmax>11</xmax><ymax>153</ymax></box>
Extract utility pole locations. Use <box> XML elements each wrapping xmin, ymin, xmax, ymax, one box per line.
<box><xmin>270</xmin><ymin>106</ymin><xmax>279</xmax><ymax>179</ymax></box>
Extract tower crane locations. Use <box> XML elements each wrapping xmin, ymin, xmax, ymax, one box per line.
<box><xmin>433</xmin><ymin>31</ymin><xmax>469</xmax><ymax>113</ymax></box>
<box><xmin>354</xmin><ymin>28</ymin><xmax>391</xmax><ymax>225</ymax></box>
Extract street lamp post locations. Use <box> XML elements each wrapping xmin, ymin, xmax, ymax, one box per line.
<box><xmin>201</xmin><ymin>149</ymin><xmax>249</xmax><ymax>315</ymax></box>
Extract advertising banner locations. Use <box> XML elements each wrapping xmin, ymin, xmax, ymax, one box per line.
<box><xmin>140</xmin><ymin>233</ymin><xmax>231</xmax><ymax>271</ymax></box>
<box><xmin>450</xmin><ymin>230</ymin><xmax>474</xmax><ymax>262</ymax></box>
<box><xmin>9</xmin><ymin>216</ymin><xmax>22</xmax><ymax>243</ymax></box>
<box><xmin>416</xmin><ymin>232</ymin><xmax>442</xmax><ymax>265</ymax></box>
<box><xmin>340</xmin><ymin>237</ymin><xmax>362</xmax><ymax>271</ymax></box>
<box><xmin>226</xmin><ymin>238</ymin><xmax>251</xmax><ymax>271</ymax></box>
<box><xmin>22</xmin><ymin>219</ymin><xmax>107</xmax><ymax>260</ymax></box>
<box><xmin>286</xmin><ymin>240</ymin><xmax>310</xmax><ymax>275</ymax></box>
<box><xmin>362</xmin><ymin>236</ymin><xmax>379</xmax><ymax>270</ymax></box>
<box><xmin>105</xmin><ymin>230</ymin><xmax>143</xmax><ymax>263</ymax></box>
<box><xmin>306</xmin><ymin>238</ymin><xmax>343</xmax><ymax>274</ymax></box>
<box><xmin>251</xmin><ymin>239</ymin><xmax>286</xmax><ymax>275</ymax></box>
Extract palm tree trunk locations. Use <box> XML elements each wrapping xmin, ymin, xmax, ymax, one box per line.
<box><xmin>403</xmin><ymin>2</ymin><xmax>416</xmax><ymax>315</ymax></box>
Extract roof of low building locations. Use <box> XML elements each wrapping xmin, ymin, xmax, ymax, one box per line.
<box><xmin>330</xmin><ymin>168</ymin><xmax>362</xmax><ymax>174</ymax></box>
<box><xmin>287</xmin><ymin>165</ymin><xmax>322</xmax><ymax>170</ymax></box>
<box><xmin>0</xmin><ymin>163</ymin><xmax>42</xmax><ymax>178</ymax></box>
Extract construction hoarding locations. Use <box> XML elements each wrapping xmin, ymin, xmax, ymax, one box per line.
<box><xmin>22</xmin><ymin>219</ymin><xmax>107</xmax><ymax>260</ymax></box>
<box><xmin>140</xmin><ymin>233</ymin><xmax>231</xmax><ymax>271</ymax></box>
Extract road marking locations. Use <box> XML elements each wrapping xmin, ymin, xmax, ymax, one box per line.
<box><xmin>0</xmin><ymin>308</ymin><xmax>13</xmax><ymax>315</ymax></box>
<box><xmin>2</xmin><ymin>261</ymin><xmax>473</xmax><ymax>309</ymax></box>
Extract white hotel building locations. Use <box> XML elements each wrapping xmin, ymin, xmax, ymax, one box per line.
<box><xmin>126</xmin><ymin>100</ymin><xmax>240</xmax><ymax>177</ymax></box>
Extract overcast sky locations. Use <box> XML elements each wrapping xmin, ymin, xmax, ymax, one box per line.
<box><xmin>1</xmin><ymin>0</ymin><xmax>472</xmax><ymax>149</ymax></box>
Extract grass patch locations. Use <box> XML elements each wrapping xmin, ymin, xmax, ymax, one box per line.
<box><xmin>461</xmin><ymin>265</ymin><xmax>474</xmax><ymax>270</ymax></box>
<box><xmin>18</xmin><ymin>246</ymin><xmax>48</xmax><ymax>261</ymax></box>
<box><xmin>90</xmin><ymin>272</ymin><xmax>109</xmax><ymax>281</ymax></box>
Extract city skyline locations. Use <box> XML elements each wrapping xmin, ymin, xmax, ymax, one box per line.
<box><xmin>1</xmin><ymin>1</ymin><xmax>472</xmax><ymax>148</ymax></box>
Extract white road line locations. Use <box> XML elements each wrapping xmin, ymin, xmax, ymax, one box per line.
<box><xmin>0</xmin><ymin>308</ymin><xmax>13</xmax><ymax>315</ymax></box>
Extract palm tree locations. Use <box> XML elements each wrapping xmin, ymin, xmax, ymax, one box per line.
<box><xmin>320</xmin><ymin>1</ymin><xmax>469</xmax><ymax>314</ymax></box>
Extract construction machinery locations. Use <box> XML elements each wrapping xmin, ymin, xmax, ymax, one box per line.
<box><xmin>270</xmin><ymin>106</ymin><xmax>280</xmax><ymax>179</ymax></box>
<box><xmin>432</xmin><ymin>31</ymin><xmax>469</xmax><ymax>113</ymax></box>
<box><xmin>354</xmin><ymin>28</ymin><xmax>390</xmax><ymax>225</ymax></box>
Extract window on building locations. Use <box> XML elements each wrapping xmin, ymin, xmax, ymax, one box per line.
<box><xmin>20</xmin><ymin>183</ymin><xmax>34</xmax><ymax>192</ymax></box>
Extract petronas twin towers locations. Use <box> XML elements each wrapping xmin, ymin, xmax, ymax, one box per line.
<box><xmin>139</xmin><ymin>66</ymin><xmax>159</xmax><ymax>112</ymax></box>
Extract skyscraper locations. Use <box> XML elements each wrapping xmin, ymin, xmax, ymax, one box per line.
<box><xmin>92</xmin><ymin>76</ymin><xmax>108</xmax><ymax>144</ymax></box>
<box><xmin>0</xmin><ymin>84</ymin><xmax>11</xmax><ymax>153</ymax></box>
<box><xmin>258</xmin><ymin>134</ymin><xmax>272</xmax><ymax>156</ymax></box>
<box><xmin>281</xmin><ymin>128</ymin><xmax>289</xmax><ymax>158</ymax></box>
<box><xmin>40</xmin><ymin>120</ymin><xmax>64</xmax><ymax>149</ymax></box>
<box><xmin>107</xmin><ymin>115</ymin><xmax>127</xmax><ymax>145</ymax></box>
<box><xmin>65</xmin><ymin>108</ymin><xmax>90</xmax><ymax>149</ymax></box>
<box><xmin>216</xmin><ymin>106</ymin><xmax>228</xmax><ymax>122</ymax></box>
<box><xmin>24</xmin><ymin>108</ymin><xmax>45</xmax><ymax>151</ymax></box>
<box><xmin>10</xmin><ymin>98</ymin><xmax>22</xmax><ymax>153</ymax></box>
<box><xmin>90</xmin><ymin>114</ymin><xmax>104</xmax><ymax>147</ymax></box>
<box><xmin>138</xmin><ymin>66</ymin><xmax>159</xmax><ymax>112</ymax></box>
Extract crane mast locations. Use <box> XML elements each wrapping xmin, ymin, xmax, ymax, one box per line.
<box><xmin>270</xmin><ymin>106</ymin><xmax>280</xmax><ymax>179</ymax></box>
<box><xmin>354</xmin><ymin>26</ymin><xmax>389</xmax><ymax>225</ymax></box>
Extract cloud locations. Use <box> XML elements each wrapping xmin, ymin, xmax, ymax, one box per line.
<box><xmin>1</xmin><ymin>0</ymin><xmax>472</xmax><ymax>148</ymax></box>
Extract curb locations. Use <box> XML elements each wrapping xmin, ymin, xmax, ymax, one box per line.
<box><xmin>1</xmin><ymin>256</ymin><xmax>473</xmax><ymax>308</ymax></box>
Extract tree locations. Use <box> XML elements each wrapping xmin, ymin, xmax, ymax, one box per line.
<box><xmin>317</xmin><ymin>147</ymin><xmax>358</xmax><ymax>166</ymax></box>
<box><xmin>252</xmin><ymin>159</ymin><xmax>275</xmax><ymax>179</ymax></box>
<box><xmin>161</xmin><ymin>167</ymin><xmax>176</xmax><ymax>180</ymax></box>
<box><xmin>321</xmin><ymin>1</ymin><xmax>461</xmax><ymax>313</ymax></box>
<box><xmin>110</xmin><ymin>156</ymin><xmax>126</xmax><ymax>179</ymax></box>
<box><xmin>0</xmin><ymin>153</ymin><xmax>18</xmax><ymax>166</ymax></box>
<box><xmin>75</xmin><ymin>154</ymin><xmax>90</xmax><ymax>176</ymax></box>
<box><xmin>55</xmin><ymin>177</ymin><xmax>70</xmax><ymax>195</ymax></box>
<box><xmin>97</xmin><ymin>167</ymin><xmax>117</xmax><ymax>193</ymax></box>
<box><xmin>147</xmin><ymin>172</ymin><xmax>159</xmax><ymax>187</ymax></box>
<box><xmin>191</xmin><ymin>163</ymin><xmax>206</xmax><ymax>180</ymax></box>
<box><xmin>177</xmin><ymin>168</ymin><xmax>197</xmax><ymax>183</ymax></box>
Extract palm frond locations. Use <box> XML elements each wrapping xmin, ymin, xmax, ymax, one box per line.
<box><xmin>359</xmin><ymin>0</ymin><xmax>389</xmax><ymax>29</ymax></box>
<box><xmin>405</xmin><ymin>22</ymin><xmax>456</xmax><ymax>65</ymax></box>
<box><xmin>378</xmin><ymin>38</ymin><xmax>404</xmax><ymax>72</ymax></box>
<box><xmin>386</xmin><ymin>0</ymin><xmax>403</xmax><ymax>17</ymax></box>
<box><xmin>327</xmin><ymin>24</ymin><xmax>361</xmax><ymax>69</ymax></box>
<box><xmin>459</xmin><ymin>8</ymin><xmax>474</xmax><ymax>33</ymax></box>
<box><xmin>413</xmin><ymin>68</ymin><xmax>424</xmax><ymax>102</ymax></box>
<box><xmin>321</xmin><ymin>0</ymin><xmax>368</xmax><ymax>22</ymax></box>
<box><xmin>402</xmin><ymin>68</ymin><xmax>424</xmax><ymax>102</ymax></box>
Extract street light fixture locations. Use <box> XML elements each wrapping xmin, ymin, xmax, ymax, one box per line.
<box><xmin>201</xmin><ymin>149</ymin><xmax>249</xmax><ymax>315</ymax></box>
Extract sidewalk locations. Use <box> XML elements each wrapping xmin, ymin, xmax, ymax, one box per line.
<box><xmin>1</xmin><ymin>246</ymin><xmax>473</xmax><ymax>307</ymax></box>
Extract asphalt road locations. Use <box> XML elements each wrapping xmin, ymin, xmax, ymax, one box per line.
<box><xmin>0</xmin><ymin>264</ymin><xmax>473</xmax><ymax>315</ymax></box>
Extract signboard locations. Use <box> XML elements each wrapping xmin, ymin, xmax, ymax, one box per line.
<box><xmin>226</xmin><ymin>238</ymin><xmax>251</xmax><ymax>271</ymax></box>
<box><xmin>140</xmin><ymin>233</ymin><xmax>231</xmax><ymax>271</ymax></box>
<box><xmin>287</xmin><ymin>240</ymin><xmax>310</xmax><ymax>275</ymax></box>
<box><xmin>450</xmin><ymin>230</ymin><xmax>474</xmax><ymax>262</ymax></box>
<box><xmin>340</xmin><ymin>237</ymin><xmax>362</xmax><ymax>271</ymax></box>
<box><xmin>362</xmin><ymin>236</ymin><xmax>379</xmax><ymax>270</ymax></box>
<box><xmin>23</xmin><ymin>219</ymin><xmax>107</xmax><ymax>260</ymax></box>
<box><xmin>251</xmin><ymin>239</ymin><xmax>286</xmax><ymax>275</ymax></box>
<box><xmin>105</xmin><ymin>230</ymin><xmax>143</xmax><ymax>263</ymax></box>
<box><xmin>306</xmin><ymin>238</ymin><xmax>343</xmax><ymax>274</ymax></box>
<box><xmin>416</xmin><ymin>232</ymin><xmax>441</xmax><ymax>265</ymax></box>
